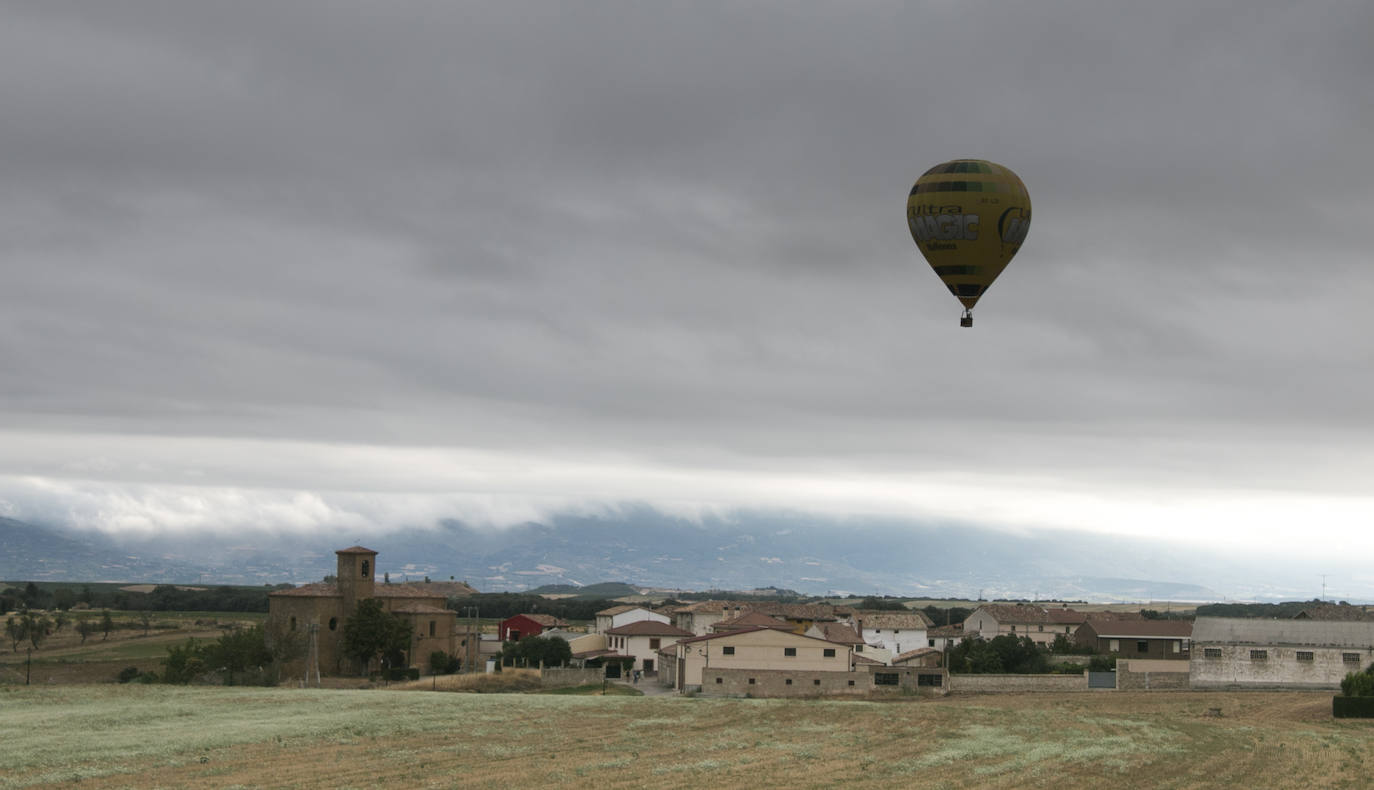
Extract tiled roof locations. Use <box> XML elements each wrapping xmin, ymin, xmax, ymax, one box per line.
<box><xmin>712</xmin><ymin>612</ymin><xmax>793</xmax><ymax>632</ymax></box>
<box><xmin>928</xmin><ymin>624</ymin><xmax>964</xmax><ymax>637</ymax></box>
<box><xmin>516</xmin><ymin>613</ymin><xmax>568</xmax><ymax>627</ymax></box>
<box><xmin>270</xmin><ymin>583</ymin><xmax>340</xmax><ymax>598</ymax></box>
<box><xmin>605</xmin><ymin>621</ymin><xmax>694</xmax><ymax>637</ymax></box>
<box><xmin>812</xmin><ymin>622</ymin><xmax>865</xmax><ymax>645</ymax></box>
<box><xmin>852</xmin><ymin>653</ymin><xmax>883</xmax><ymax>665</ymax></box>
<box><xmin>892</xmin><ymin>647</ymin><xmax>942</xmax><ymax>664</ymax></box>
<box><xmin>335</xmin><ymin>546</ymin><xmax>377</xmax><ymax>555</ymax></box>
<box><xmin>751</xmin><ymin>602</ymin><xmax>847</xmax><ymax>621</ymax></box>
<box><xmin>854</xmin><ymin>611</ymin><xmax>934</xmax><ymax>630</ymax></box>
<box><xmin>596</xmin><ymin>605</ymin><xmax>641</xmax><ymax>616</ymax></box>
<box><xmin>972</xmin><ymin>604</ymin><xmax>1087</xmax><ymax>625</ymax></box>
<box><xmin>1084</xmin><ymin>620</ymin><xmax>1193</xmax><ymax>638</ymax></box>
<box><xmin>374</xmin><ymin>584</ymin><xmax>449</xmax><ymax>600</ymax></box>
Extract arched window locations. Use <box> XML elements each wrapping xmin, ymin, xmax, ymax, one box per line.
<box><xmin>361</xmin><ymin>559</ymin><xmax>370</xmax><ymax>578</ymax></box>
<box><xmin>328</xmin><ymin>617</ymin><xmax>338</xmax><ymax>631</ymax></box>
<box><xmin>289</xmin><ymin>616</ymin><xmax>297</xmax><ymax>631</ymax></box>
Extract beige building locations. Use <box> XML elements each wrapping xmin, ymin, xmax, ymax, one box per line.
<box><xmin>661</xmin><ymin>625</ymin><xmax>854</xmax><ymax>691</ymax></box>
<box><xmin>268</xmin><ymin>545</ymin><xmax>474</xmax><ymax>675</ymax></box>
<box><xmin>963</xmin><ymin>604</ymin><xmax>1087</xmax><ymax>646</ymax></box>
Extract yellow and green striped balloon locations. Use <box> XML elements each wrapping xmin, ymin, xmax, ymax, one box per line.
<box><xmin>906</xmin><ymin>159</ymin><xmax>1030</xmax><ymax>326</ymax></box>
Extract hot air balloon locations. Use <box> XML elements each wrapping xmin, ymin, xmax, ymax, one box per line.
<box><xmin>906</xmin><ymin>159</ymin><xmax>1031</xmax><ymax>326</ymax></box>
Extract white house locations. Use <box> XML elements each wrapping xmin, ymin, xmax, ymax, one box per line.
<box><xmin>603</xmin><ymin>620</ymin><xmax>694</xmax><ymax>675</ymax></box>
<box><xmin>847</xmin><ymin>611</ymin><xmax>932</xmax><ymax>657</ymax></box>
<box><xmin>594</xmin><ymin>605</ymin><xmax>670</xmax><ymax>634</ymax></box>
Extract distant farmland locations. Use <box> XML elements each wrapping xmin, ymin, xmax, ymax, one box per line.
<box><xmin>2</xmin><ymin>686</ymin><xmax>1371</xmax><ymax>789</ymax></box>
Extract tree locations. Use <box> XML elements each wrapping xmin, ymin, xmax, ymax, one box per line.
<box><xmin>340</xmin><ymin>599</ymin><xmax>411</xmax><ymax>675</ymax></box>
<box><xmin>263</xmin><ymin>616</ymin><xmax>307</xmax><ymax>684</ymax></box>
<box><xmin>138</xmin><ymin>610</ymin><xmax>153</xmax><ymax>636</ymax></box>
<box><xmin>100</xmin><ymin>609</ymin><xmax>114</xmax><ymax>640</ymax></box>
<box><xmin>204</xmin><ymin>626</ymin><xmax>274</xmax><ymax>685</ymax></box>
<box><xmin>76</xmin><ymin>615</ymin><xmax>96</xmax><ymax>645</ymax></box>
<box><xmin>53</xmin><ymin>610</ymin><xmax>69</xmax><ymax>633</ymax></box>
<box><xmin>53</xmin><ymin>588</ymin><xmax>76</xmax><ymax>611</ymax></box>
<box><xmin>500</xmin><ymin>635</ymin><xmax>572</xmax><ymax>669</ymax></box>
<box><xmin>949</xmin><ymin>634</ymin><xmax>1049</xmax><ymax>674</ymax></box>
<box><xmin>162</xmin><ymin>639</ymin><xmax>207</xmax><ymax>684</ymax></box>
<box><xmin>5</xmin><ymin>616</ymin><xmax>23</xmax><ymax>652</ymax></box>
<box><xmin>22</xmin><ymin>611</ymin><xmax>52</xmax><ymax>650</ymax></box>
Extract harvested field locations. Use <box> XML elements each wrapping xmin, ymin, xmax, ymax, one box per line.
<box><xmin>1</xmin><ymin>686</ymin><xmax>1372</xmax><ymax>789</ymax></box>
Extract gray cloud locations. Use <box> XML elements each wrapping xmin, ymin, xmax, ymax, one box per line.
<box><xmin>2</xmin><ymin>2</ymin><xmax>1372</xmax><ymax>557</ymax></box>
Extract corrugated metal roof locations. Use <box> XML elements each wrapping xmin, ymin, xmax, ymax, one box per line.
<box><xmin>1191</xmin><ymin>617</ymin><xmax>1374</xmax><ymax>648</ymax></box>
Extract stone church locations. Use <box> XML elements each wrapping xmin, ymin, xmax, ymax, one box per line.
<box><xmin>268</xmin><ymin>545</ymin><xmax>476</xmax><ymax>675</ymax></box>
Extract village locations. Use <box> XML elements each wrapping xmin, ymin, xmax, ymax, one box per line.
<box><xmin>268</xmin><ymin>545</ymin><xmax>1374</xmax><ymax>699</ymax></box>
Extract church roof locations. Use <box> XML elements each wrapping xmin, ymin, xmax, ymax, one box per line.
<box><xmin>336</xmin><ymin>545</ymin><xmax>378</xmax><ymax>555</ymax></box>
<box><xmin>270</xmin><ymin>583</ymin><xmax>340</xmax><ymax>598</ymax></box>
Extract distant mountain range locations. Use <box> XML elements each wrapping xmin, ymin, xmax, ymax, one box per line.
<box><xmin>0</xmin><ymin>509</ymin><xmax>1360</xmax><ymax>602</ymax></box>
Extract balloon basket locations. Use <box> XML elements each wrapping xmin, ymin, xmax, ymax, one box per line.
<box><xmin>960</xmin><ymin>311</ymin><xmax>973</xmax><ymax>328</ymax></box>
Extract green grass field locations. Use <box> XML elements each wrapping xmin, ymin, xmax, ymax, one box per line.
<box><xmin>1</xmin><ymin>685</ymin><xmax>1370</xmax><ymax>789</ymax></box>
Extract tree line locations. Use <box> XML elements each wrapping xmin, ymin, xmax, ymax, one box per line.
<box><xmin>2</xmin><ymin>582</ymin><xmax>285</xmax><ymax>613</ymax></box>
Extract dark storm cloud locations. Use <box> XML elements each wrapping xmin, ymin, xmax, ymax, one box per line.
<box><xmin>1</xmin><ymin>2</ymin><xmax>1372</xmax><ymax>548</ymax></box>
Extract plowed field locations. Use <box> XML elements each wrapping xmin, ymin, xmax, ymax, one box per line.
<box><xmin>2</xmin><ymin>686</ymin><xmax>1370</xmax><ymax>789</ymax></box>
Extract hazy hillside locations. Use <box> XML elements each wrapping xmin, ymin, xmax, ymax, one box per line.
<box><xmin>1</xmin><ymin>508</ymin><xmax>1350</xmax><ymax>601</ymax></box>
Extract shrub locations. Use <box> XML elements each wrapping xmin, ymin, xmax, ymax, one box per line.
<box><xmin>116</xmin><ymin>666</ymin><xmax>142</xmax><ymax>683</ymax></box>
<box><xmin>1340</xmin><ymin>668</ymin><xmax>1374</xmax><ymax>697</ymax></box>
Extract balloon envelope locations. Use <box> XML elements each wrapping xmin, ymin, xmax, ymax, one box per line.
<box><xmin>907</xmin><ymin>159</ymin><xmax>1030</xmax><ymax>316</ymax></box>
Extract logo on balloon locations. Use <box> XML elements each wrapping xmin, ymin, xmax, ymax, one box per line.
<box><xmin>997</xmin><ymin>207</ymin><xmax>1031</xmax><ymax>245</ymax></box>
<box><xmin>908</xmin><ymin>211</ymin><xmax>980</xmax><ymax>243</ymax></box>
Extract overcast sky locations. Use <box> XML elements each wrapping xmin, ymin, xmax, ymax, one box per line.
<box><xmin>2</xmin><ymin>2</ymin><xmax>1372</xmax><ymax>565</ymax></box>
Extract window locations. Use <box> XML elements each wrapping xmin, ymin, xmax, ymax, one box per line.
<box><xmin>785</xmin><ymin>679</ymin><xmax>793</xmax><ymax>685</ymax></box>
<box><xmin>929</xmin><ymin>639</ymin><xmax>935</xmax><ymax>647</ymax></box>
<box><xmin>1065</xmin><ymin>626</ymin><xmax>1071</xmax><ymax>634</ymax></box>
<box><xmin>715</xmin><ymin>677</ymin><xmax>723</xmax><ymax>684</ymax></box>
<box><xmin>1250</xmin><ymin>649</ymin><xmax>1268</xmax><ymax>661</ymax></box>
<box><xmin>1010</xmin><ymin>625</ymin><xmax>1016</xmax><ymax>632</ymax></box>
<box><xmin>813</xmin><ymin>679</ymin><xmax>821</xmax><ymax>686</ymax></box>
<box><xmin>360</xmin><ymin>560</ymin><xmax>369</xmax><ymax>578</ymax></box>
<box><xmin>289</xmin><ymin>616</ymin><xmax>297</xmax><ymax>631</ymax></box>
<box><xmin>1297</xmin><ymin>651</ymin><xmax>1314</xmax><ymax>662</ymax></box>
<box><xmin>1205</xmin><ymin>648</ymin><xmax>1222</xmax><ymax>659</ymax></box>
<box><xmin>1172</xmin><ymin>640</ymin><xmax>1180</xmax><ymax>653</ymax></box>
<box><xmin>328</xmin><ymin>617</ymin><xmax>337</xmax><ymax>631</ymax></box>
<box><xmin>649</xmin><ymin>638</ymin><xmax>660</xmax><ymax>650</ymax></box>
<box><xmin>1109</xmin><ymin>639</ymin><xmax>1119</xmax><ymax>652</ymax></box>
<box><xmin>874</xmin><ymin>673</ymin><xmax>899</xmax><ymax>686</ymax></box>
<box><xmin>1136</xmin><ymin>641</ymin><xmax>1149</xmax><ymax>653</ymax></box>
<box><xmin>917</xmin><ymin>673</ymin><xmax>943</xmax><ymax>687</ymax></box>
<box><xmin>823</xmin><ymin>648</ymin><xmax>836</xmax><ymax>658</ymax></box>
<box><xmin>784</xmin><ymin>647</ymin><xmax>797</xmax><ymax>657</ymax></box>
<box><xmin>722</xmin><ymin>646</ymin><xmax>735</xmax><ymax>655</ymax></box>
<box><xmin>748</xmin><ymin>678</ymin><xmax>756</xmax><ymax>685</ymax></box>
<box><xmin>1344</xmin><ymin>653</ymin><xmax>1361</xmax><ymax>664</ymax></box>
<box><xmin>1038</xmin><ymin>625</ymin><xmax>1044</xmax><ymax>632</ymax></box>
<box><xmin>847</xmin><ymin>680</ymin><xmax>855</xmax><ymax>686</ymax></box>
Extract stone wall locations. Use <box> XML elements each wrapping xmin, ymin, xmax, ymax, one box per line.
<box><xmin>948</xmin><ymin>672</ymin><xmax>1090</xmax><ymax>693</ymax></box>
<box><xmin>540</xmin><ymin>667</ymin><xmax>605</xmax><ymax>688</ymax></box>
<box><xmin>1117</xmin><ymin>659</ymin><xmax>1191</xmax><ymax>690</ymax></box>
